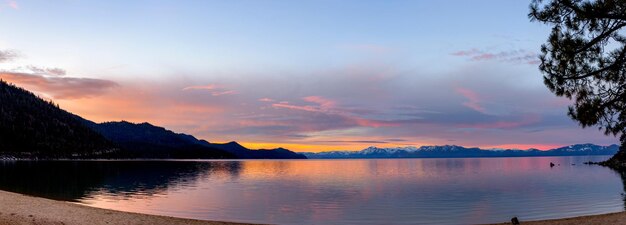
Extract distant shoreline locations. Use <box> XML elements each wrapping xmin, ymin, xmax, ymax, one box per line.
<box><xmin>0</xmin><ymin>153</ymin><xmax>616</xmax><ymax>161</ymax></box>
<box><xmin>0</xmin><ymin>189</ymin><xmax>625</xmax><ymax>225</ymax></box>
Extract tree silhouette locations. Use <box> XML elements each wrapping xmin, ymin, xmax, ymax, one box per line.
<box><xmin>530</xmin><ymin>0</ymin><xmax>626</xmax><ymax>166</ymax></box>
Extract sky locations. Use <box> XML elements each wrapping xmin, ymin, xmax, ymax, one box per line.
<box><xmin>0</xmin><ymin>0</ymin><xmax>619</xmax><ymax>152</ymax></box>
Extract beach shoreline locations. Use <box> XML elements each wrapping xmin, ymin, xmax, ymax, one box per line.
<box><xmin>0</xmin><ymin>190</ymin><xmax>256</xmax><ymax>225</ymax></box>
<box><xmin>1</xmin><ymin>189</ymin><xmax>626</xmax><ymax>225</ymax></box>
<box><xmin>486</xmin><ymin>211</ymin><xmax>626</xmax><ymax>225</ymax></box>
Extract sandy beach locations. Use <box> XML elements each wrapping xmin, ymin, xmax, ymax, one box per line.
<box><xmin>488</xmin><ymin>211</ymin><xmax>626</xmax><ymax>225</ymax></box>
<box><xmin>0</xmin><ymin>190</ymin><xmax>254</xmax><ymax>225</ymax></box>
<box><xmin>2</xmin><ymin>189</ymin><xmax>626</xmax><ymax>225</ymax></box>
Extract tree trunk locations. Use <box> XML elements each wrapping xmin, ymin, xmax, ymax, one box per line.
<box><xmin>601</xmin><ymin>140</ymin><xmax>626</xmax><ymax>169</ymax></box>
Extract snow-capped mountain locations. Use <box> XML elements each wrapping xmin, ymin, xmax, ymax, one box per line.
<box><xmin>302</xmin><ymin>143</ymin><xmax>620</xmax><ymax>159</ymax></box>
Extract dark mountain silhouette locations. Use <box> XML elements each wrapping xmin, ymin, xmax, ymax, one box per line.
<box><xmin>81</xmin><ymin>121</ymin><xmax>234</xmax><ymax>159</ymax></box>
<box><xmin>0</xmin><ymin>80</ymin><xmax>304</xmax><ymax>159</ymax></box>
<box><xmin>83</xmin><ymin>121</ymin><xmax>306</xmax><ymax>159</ymax></box>
<box><xmin>0</xmin><ymin>80</ymin><xmax>116</xmax><ymax>158</ymax></box>
<box><xmin>303</xmin><ymin>144</ymin><xmax>620</xmax><ymax>159</ymax></box>
<box><xmin>207</xmin><ymin>141</ymin><xmax>307</xmax><ymax>159</ymax></box>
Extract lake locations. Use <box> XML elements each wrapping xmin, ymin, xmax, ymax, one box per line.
<box><xmin>0</xmin><ymin>156</ymin><xmax>623</xmax><ymax>225</ymax></box>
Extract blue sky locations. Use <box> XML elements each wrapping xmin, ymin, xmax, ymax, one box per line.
<box><xmin>0</xmin><ymin>0</ymin><xmax>618</xmax><ymax>151</ymax></box>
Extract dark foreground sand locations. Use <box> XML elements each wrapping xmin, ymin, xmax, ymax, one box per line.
<box><xmin>2</xmin><ymin>190</ymin><xmax>626</xmax><ymax>225</ymax></box>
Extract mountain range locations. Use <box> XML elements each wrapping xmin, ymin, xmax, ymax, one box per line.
<box><xmin>0</xmin><ymin>80</ymin><xmax>306</xmax><ymax>159</ymax></box>
<box><xmin>83</xmin><ymin>120</ymin><xmax>306</xmax><ymax>159</ymax></box>
<box><xmin>302</xmin><ymin>144</ymin><xmax>620</xmax><ymax>159</ymax></box>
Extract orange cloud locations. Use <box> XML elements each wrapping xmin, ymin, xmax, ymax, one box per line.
<box><xmin>57</xmin><ymin>85</ymin><xmax>225</xmax><ymax>126</ymax></box>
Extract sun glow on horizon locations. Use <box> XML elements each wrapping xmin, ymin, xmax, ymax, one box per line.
<box><xmin>240</xmin><ymin>142</ymin><xmax>569</xmax><ymax>152</ymax></box>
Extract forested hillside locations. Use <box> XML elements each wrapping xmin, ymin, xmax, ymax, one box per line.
<box><xmin>0</xmin><ymin>80</ymin><xmax>115</xmax><ymax>158</ymax></box>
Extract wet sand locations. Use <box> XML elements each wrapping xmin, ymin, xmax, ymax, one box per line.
<box><xmin>2</xmin><ymin>189</ymin><xmax>626</xmax><ymax>225</ymax></box>
<box><xmin>0</xmin><ymin>190</ymin><xmax>255</xmax><ymax>225</ymax></box>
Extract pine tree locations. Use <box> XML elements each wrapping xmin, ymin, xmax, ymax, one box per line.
<box><xmin>530</xmin><ymin>0</ymin><xmax>626</xmax><ymax>167</ymax></box>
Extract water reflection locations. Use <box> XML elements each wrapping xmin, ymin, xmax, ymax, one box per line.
<box><xmin>0</xmin><ymin>160</ymin><xmax>241</xmax><ymax>201</ymax></box>
<box><xmin>0</xmin><ymin>157</ymin><xmax>624</xmax><ymax>225</ymax></box>
<box><xmin>609</xmin><ymin>168</ymin><xmax>626</xmax><ymax>210</ymax></box>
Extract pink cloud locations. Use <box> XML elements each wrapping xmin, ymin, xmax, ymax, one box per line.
<box><xmin>182</xmin><ymin>84</ymin><xmax>236</xmax><ymax>96</ymax></box>
<box><xmin>471</xmin><ymin>53</ymin><xmax>496</xmax><ymax>61</ymax></box>
<box><xmin>303</xmin><ymin>96</ymin><xmax>336</xmax><ymax>109</ymax></box>
<box><xmin>211</xmin><ymin>90</ymin><xmax>236</xmax><ymax>96</ymax></box>
<box><xmin>182</xmin><ymin>84</ymin><xmax>217</xmax><ymax>91</ymax></box>
<box><xmin>455</xmin><ymin>87</ymin><xmax>487</xmax><ymax>113</ymax></box>
<box><xmin>354</xmin><ymin>118</ymin><xmax>401</xmax><ymax>127</ymax></box>
<box><xmin>269</xmin><ymin>96</ymin><xmax>401</xmax><ymax>129</ymax></box>
<box><xmin>272</xmin><ymin>102</ymin><xmax>321</xmax><ymax>113</ymax></box>
<box><xmin>258</xmin><ymin>98</ymin><xmax>275</xmax><ymax>102</ymax></box>
<box><xmin>272</xmin><ymin>96</ymin><xmax>336</xmax><ymax>113</ymax></box>
<box><xmin>451</xmin><ymin>48</ymin><xmax>480</xmax><ymax>56</ymax></box>
<box><xmin>7</xmin><ymin>0</ymin><xmax>17</xmax><ymax>9</ymax></box>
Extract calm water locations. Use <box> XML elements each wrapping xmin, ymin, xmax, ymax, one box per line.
<box><xmin>0</xmin><ymin>156</ymin><xmax>624</xmax><ymax>224</ymax></box>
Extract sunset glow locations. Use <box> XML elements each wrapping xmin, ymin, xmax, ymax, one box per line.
<box><xmin>0</xmin><ymin>0</ymin><xmax>618</xmax><ymax>152</ymax></box>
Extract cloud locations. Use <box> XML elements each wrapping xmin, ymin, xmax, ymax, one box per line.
<box><xmin>182</xmin><ymin>84</ymin><xmax>217</xmax><ymax>91</ymax></box>
<box><xmin>22</xmin><ymin>66</ymin><xmax>67</xmax><ymax>76</ymax></box>
<box><xmin>451</xmin><ymin>48</ymin><xmax>480</xmax><ymax>56</ymax></box>
<box><xmin>303</xmin><ymin>96</ymin><xmax>336</xmax><ymax>109</ymax></box>
<box><xmin>272</xmin><ymin>96</ymin><xmax>336</xmax><ymax>113</ymax></box>
<box><xmin>0</xmin><ymin>50</ymin><xmax>18</xmax><ymax>62</ymax></box>
<box><xmin>6</xmin><ymin>0</ymin><xmax>17</xmax><ymax>9</ymax></box>
<box><xmin>21</xmin><ymin>60</ymin><xmax>613</xmax><ymax>152</ymax></box>
<box><xmin>0</xmin><ymin>72</ymin><xmax>118</xmax><ymax>99</ymax></box>
<box><xmin>210</xmin><ymin>90</ymin><xmax>236</xmax><ymax>96</ymax></box>
<box><xmin>272</xmin><ymin>102</ymin><xmax>321</xmax><ymax>113</ymax></box>
<box><xmin>258</xmin><ymin>98</ymin><xmax>275</xmax><ymax>102</ymax></box>
<box><xmin>267</xmin><ymin>95</ymin><xmax>406</xmax><ymax>132</ymax></box>
<box><xmin>182</xmin><ymin>84</ymin><xmax>237</xmax><ymax>96</ymax></box>
<box><xmin>452</xmin><ymin>48</ymin><xmax>539</xmax><ymax>65</ymax></box>
<box><xmin>455</xmin><ymin>87</ymin><xmax>487</xmax><ymax>113</ymax></box>
<box><xmin>458</xmin><ymin>114</ymin><xmax>542</xmax><ymax>129</ymax></box>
